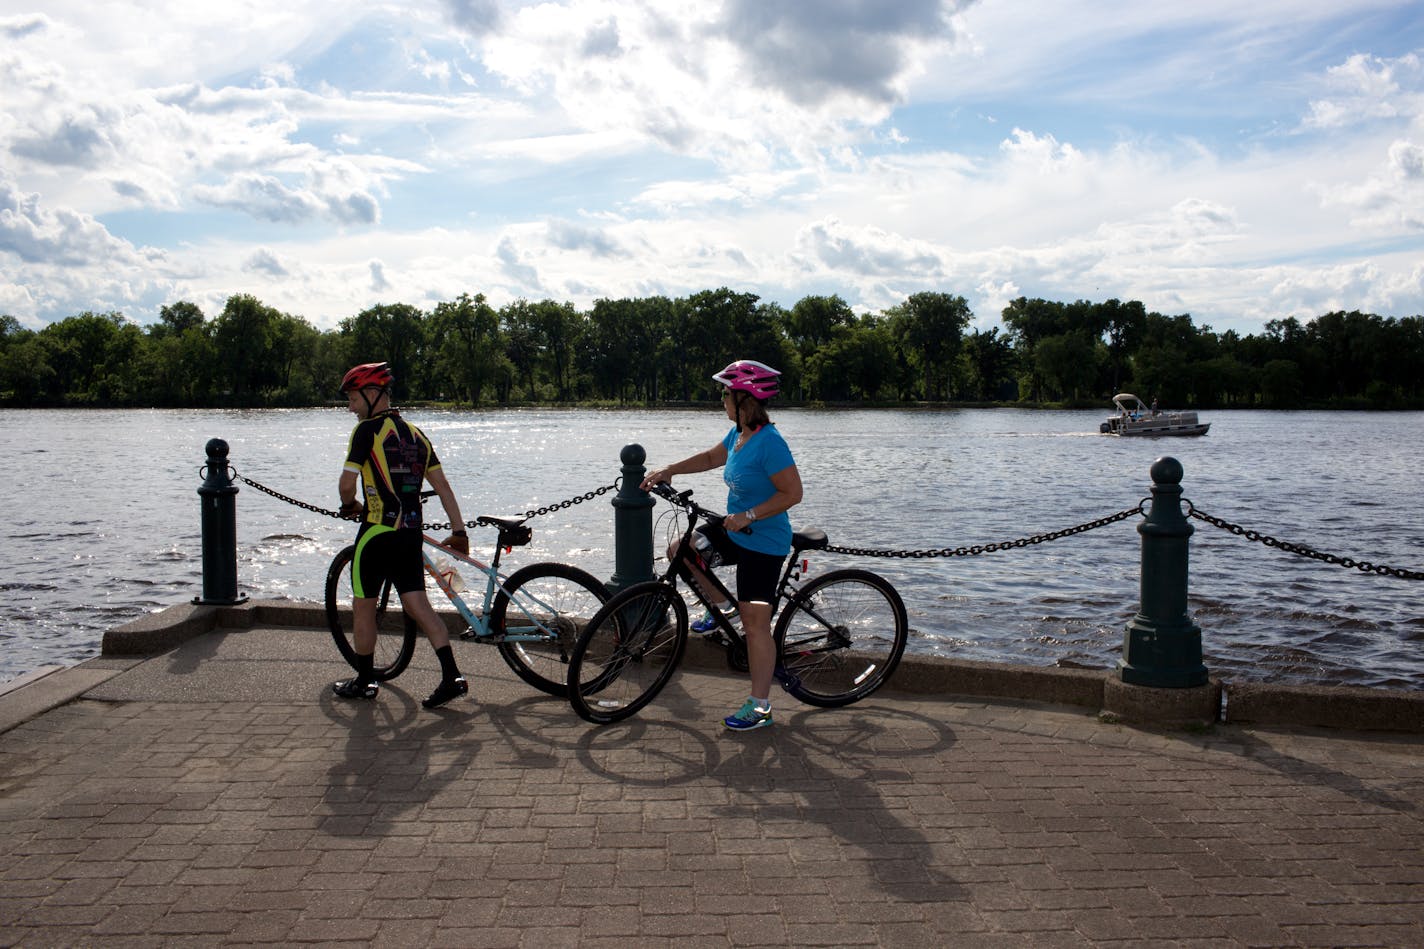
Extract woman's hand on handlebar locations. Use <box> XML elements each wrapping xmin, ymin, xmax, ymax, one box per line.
<box><xmin>640</xmin><ymin>468</ymin><xmax>672</xmax><ymax>491</ymax></box>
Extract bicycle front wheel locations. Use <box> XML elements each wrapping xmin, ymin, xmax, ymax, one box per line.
<box><xmin>567</xmin><ymin>581</ymin><xmax>688</xmax><ymax>724</ymax></box>
<box><xmin>324</xmin><ymin>544</ymin><xmax>417</xmax><ymax>681</ymax></box>
<box><xmin>491</xmin><ymin>562</ymin><xmax>611</xmax><ymax>698</ymax></box>
<box><xmin>774</xmin><ymin>569</ymin><xmax>908</xmax><ymax>708</ymax></box>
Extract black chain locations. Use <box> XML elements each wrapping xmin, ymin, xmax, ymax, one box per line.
<box><xmin>823</xmin><ymin>505</ymin><xmax>1145</xmax><ymax>559</ymax></box>
<box><xmin>236</xmin><ymin>473</ymin><xmax>616</xmax><ymax>532</ymax></box>
<box><xmin>1186</xmin><ymin>503</ymin><xmax>1424</xmax><ymax>580</ymax></box>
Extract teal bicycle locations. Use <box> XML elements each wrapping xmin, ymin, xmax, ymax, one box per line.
<box><xmin>325</xmin><ymin>512</ymin><xmax>609</xmax><ymax>697</ymax></box>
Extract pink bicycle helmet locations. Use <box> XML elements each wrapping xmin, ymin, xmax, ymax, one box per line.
<box><xmin>713</xmin><ymin>359</ymin><xmax>780</xmax><ymax>400</ymax></box>
<box><xmin>340</xmin><ymin>361</ymin><xmax>394</xmax><ymax>392</ymax></box>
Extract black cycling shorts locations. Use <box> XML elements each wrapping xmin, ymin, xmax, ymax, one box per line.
<box><xmin>693</xmin><ymin>523</ymin><xmax>784</xmax><ymax>604</ymax></box>
<box><xmin>352</xmin><ymin>524</ymin><xmax>426</xmax><ymax>597</ymax></box>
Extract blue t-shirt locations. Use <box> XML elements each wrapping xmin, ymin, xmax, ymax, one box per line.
<box><xmin>721</xmin><ymin>424</ymin><xmax>796</xmax><ymax>556</ymax></box>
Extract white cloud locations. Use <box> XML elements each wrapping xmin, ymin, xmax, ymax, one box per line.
<box><xmin>0</xmin><ymin>0</ymin><xmax>1421</xmax><ymax>336</ymax></box>
<box><xmin>244</xmin><ymin>248</ymin><xmax>290</xmax><ymax>277</ymax></box>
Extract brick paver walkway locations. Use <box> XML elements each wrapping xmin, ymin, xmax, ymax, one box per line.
<box><xmin>2</xmin><ymin>625</ymin><xmax>1423</xmax><ymax>946</ymax></box>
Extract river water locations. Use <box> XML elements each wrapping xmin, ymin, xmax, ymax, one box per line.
<box><xmin>4</xmin><ymin>407</ymin><xmax>1422</xmax><ymax>690</ymax></box>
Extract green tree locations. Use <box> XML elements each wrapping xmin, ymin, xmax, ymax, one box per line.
<box><xmin>430</xmin><ymin>293</ymin><xmax>503</xmax><ymax>405</ymax></box>
<box><xmin>885</xmin><ymin>292</ymin><xmax>972</xmax><ymax>401</ymax></box>
<box><xmin>341</xmin><ymin>303</ymin><xmax>427</xmax><ymax>400</ymax></box>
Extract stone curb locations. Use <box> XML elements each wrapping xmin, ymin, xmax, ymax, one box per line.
<box><xmin>91</xmin><ymin>599</ymin><xmax>1424</xmax><ymax>734</ymax></box>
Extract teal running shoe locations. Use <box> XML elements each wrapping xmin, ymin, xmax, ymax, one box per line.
<box><xmin>692</xmin><ymin>610</ymin><xmax>731</xmax><ymax>635</ymax></box>
<box><xmin>723</xmin><ymin>699</ymin><xmax>773</xmax><ymax>731</ymax></box>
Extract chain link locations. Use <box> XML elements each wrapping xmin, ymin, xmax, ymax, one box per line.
<box><xmin>236</xmin><ymin>472</ymin><xmax>616</xmax><ymax>532</ymax></box>
<box><xmin>1186</xmin><ymin>502</ymin><xmax>1424</xmax><ymax>580</ymax></box>
<box><xmin>823</xmin><ymin>505</ymin><xmax>1145</xmax><ymax>559</ymax></box>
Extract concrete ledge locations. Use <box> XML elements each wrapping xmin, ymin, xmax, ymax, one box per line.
<box><xmin>102</xmin><ymin>602</ymin><xmax>224</xmax><ymax>655</ymax></box>
<box><xmin>889</xmin><ymin>654</ymin><xmax>1108</xmax><ymax>709</ymax></box>
<box><xmin>92</xmin><ymin>598</ymin><xmax>1424</xmax><ymax>734</ymax></box>
<box><xmin>1103</xmin><ymin>675</ymin><xmax>1223</xmax><ymax>728</ymax></box>
<box><xmin>1226</xmin><ymin>681</ymin><xmax>1424</xmax><ymax>732</ymax></box>
<box><xmin>101</xmin><ymin>599</ymin><xmax>329</xmax><ymax>655</ymax></box>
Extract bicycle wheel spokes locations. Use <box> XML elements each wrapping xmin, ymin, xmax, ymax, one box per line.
<box><xmin>775</xmin><ymin>569</ymin><xmax>908</xmax><ymax>708</ymax></box>
<box><xmin>493</xmin><ymin>562</ymin><xmax>610</xmax><ymax>698</ymax></box>
<box><xmin>568</xmin><ymin>582</ymin><xmax>687</xmax><ymax>724</ymax></box>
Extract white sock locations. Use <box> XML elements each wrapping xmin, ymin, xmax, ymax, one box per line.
<box><xmin>750</xmin><ymin>696</ymin><xmax>770</xmax><ymax>711</ymax></box>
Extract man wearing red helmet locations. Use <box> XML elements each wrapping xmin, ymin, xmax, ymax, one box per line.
<box><xmin>641</xmin><ymin>359</ymin><xmax>803</xmax><ymax>731</ymax></box>
<box><xmin>333</xmin><ymin>362</ymin><xmax>471</xmax><ymax>709</ymax></box>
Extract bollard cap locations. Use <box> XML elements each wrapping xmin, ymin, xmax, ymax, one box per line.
<box><xmin>620</xmin><ymin>443</ymin><xmax>646</xmax><ymax>466</ymax></box>
<box><xmin>205</xmin><ymin>438</ymin><xmax>230</xmax><ymax>461</ymax></box>
<box><xmin>1150</xmin><ymin>456</ymin><xmax>1183</xmax><ymax>485</ymax></box>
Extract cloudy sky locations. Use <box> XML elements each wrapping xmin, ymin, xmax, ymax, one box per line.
<box><xmin>2</xmin><ymin>0</ymin><xmax>1421</xmax><ymax>335</ymax></box>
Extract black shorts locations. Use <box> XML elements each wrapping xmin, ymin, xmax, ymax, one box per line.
<box><xmin>352</xmin><ymin>524</ymin><xmax>426</xmax><ymax>597</ymax></box>
<box><xmin>693</xmin><ymin>524</ymin><xmax>784</xmax><ymax>605</ymax></box>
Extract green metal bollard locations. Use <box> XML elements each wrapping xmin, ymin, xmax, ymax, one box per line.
<box><xmin>609</xmin><ymin>443</ymin><xmax>656</xmax><ymax>593</ymax></box>
<box><xmin>194</xmin><ymin>438</ymin><xmax>247</xmax><ymax>606</ymax></box>
<box><xmin>1118</xmin><ymin>456</ymin><xmax>1207</xmax><ymax>687</ymax></box>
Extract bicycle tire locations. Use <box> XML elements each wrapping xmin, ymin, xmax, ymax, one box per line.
<box><xmin>567</xmin><ymin>580</ymin><xmax>688</xmax><ymax>724</ymax></box>
<box><xmin>490</xmin><ymin>562</ymin><xmax>611</xmax><ymax>698</ymax></box>
<box><xmin>774</xmin><ymin>568</ymin><xmax>908</xmax><ymax>708</ymax></box>
<box><xmin>324</xmin><ymin>544</ymin><xmax>418</xmax><ymax>681</ymax></box>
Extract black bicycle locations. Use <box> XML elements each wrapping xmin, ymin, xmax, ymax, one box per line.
<box><xmin>566</xmin><ymin>482</ymin><xmax>908</xmax><ymax>724</ymax></box>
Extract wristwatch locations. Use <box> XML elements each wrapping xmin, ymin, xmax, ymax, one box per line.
<box><xmin>746</xmin><ymin>509</ymin><xmax>757</xmax><ymax>522</ymax></box>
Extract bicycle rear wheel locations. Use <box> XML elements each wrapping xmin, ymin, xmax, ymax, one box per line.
<box><xmin>324</xmin><ymin>544</ymin><xmax>418</xmax><ymax>681</ymax></box>
<box><xmin>774</xmin><ymin>568</ymin><xmax>907</xmax><ymax>708</ymax></box>
<box><xmin>567</xmin><ymin>581</ymin><xmax>688</xmax><ymax>724</ymax></box>
<box><xmin>491</xmin><ymin>562</ymin><xmax>610</xmax><ymax>698</ymax></box>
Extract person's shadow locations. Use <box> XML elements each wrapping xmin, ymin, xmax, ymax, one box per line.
<box><xmin>319</xmin><ymin>682</ymin><xmax>484</xmax><ymax>838</ymax></box>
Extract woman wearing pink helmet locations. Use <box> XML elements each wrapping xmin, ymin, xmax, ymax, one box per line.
<box><xmin>640</xmin><ymin>359</ymin><xmax>803</xmax><ymax>731</ymax></box>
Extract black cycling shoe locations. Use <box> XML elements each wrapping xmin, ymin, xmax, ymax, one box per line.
<box><xmin>332</xmin><ymin>678</ymin><xmax>378</xmax><ymax>700</ymax></box>
<box><xmin>422</xmin><ymin>676</ymin><xmax>469</xmax><ymax>709</ymax></box>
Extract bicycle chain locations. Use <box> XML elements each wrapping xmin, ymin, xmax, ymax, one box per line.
<box><xmin>1186</xmin><ymin>502</ymin><xmax>1424</xmax><ymax>580</ymax></box>
<box><xmin>823</xmin><ymin>505</ymin><xmax>1145</xmax><ymax>559</ymax></box>
<box><xmin>236</xmin><ymin>473</ymin><xmax>616</xmax><ymax>532</ymax></box>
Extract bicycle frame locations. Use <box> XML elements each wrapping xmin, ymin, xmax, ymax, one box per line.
<box><xmin>418</xmin><ymin>530</ymin><xmax>574</xmax><ymax>645</ymax></box>
<box><xmin>650</xmin><ymin>484</ymin><xmax>812</xmax><ymax>660</ymax></box>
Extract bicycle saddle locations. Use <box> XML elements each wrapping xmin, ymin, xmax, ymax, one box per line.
<box><xmin>476</xmin><ymin>515</ymin><xmax>533</xmax><ymax>548</ymax></box>
<box><xmin>792</xmin><ymin>528</ymin><xmax>827</xmax><ymax>551</ymax></box>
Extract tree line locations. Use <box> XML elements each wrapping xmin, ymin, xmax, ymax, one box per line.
<box><xmin>1</xmin><ymin>290</ymin><xmax>1420</xmax><ymax>409</ymax></box>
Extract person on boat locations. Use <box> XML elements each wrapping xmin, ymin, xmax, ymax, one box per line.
<box><xmin>639</xmin><ymin>359</ymin><xmax>803</xmax><ymax>732</ymax></box>
<box><xmin>1151</xmin><ymin>397</ymin><xmax>1160</xmax><ymax>416</ymax></box>
<box><xmin>333</xmin><ymin>361</ymin><xmax>472</xmax><ymax>709</ymax></box>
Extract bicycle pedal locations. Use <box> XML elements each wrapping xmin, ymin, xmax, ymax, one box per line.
<box><xmin>773</xmin><ymin>666</ymin><xmax>801</xmax><ymax>691</ymax></box>
<box><xmin>459</xmin><ymin>628</ymin><xmax>481</xmax><ymax>641</ymax></box>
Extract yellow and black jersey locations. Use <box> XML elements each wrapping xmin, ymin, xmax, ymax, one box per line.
<box><xmin>343</xmin><ymin>410</ymin><xmax>442</xmax><ymax>529</ymax></box>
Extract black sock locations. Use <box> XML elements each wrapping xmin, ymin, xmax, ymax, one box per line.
<box><xmin>435</xmin><ymin>645</ymin><xmax>460</xmax><ymax>681</ymax></box>
<box><xmin>355</xmin><ymin>651</ymin><xmax>375</xmax><ymax>685</ymax></box>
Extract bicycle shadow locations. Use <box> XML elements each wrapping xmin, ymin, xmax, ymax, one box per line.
<box><xmin>317</xmin><ymin>683</ymin><xmax>484</xmax><ymax>838</ymax></box>
<box><xmin>571</xmin><ymin>696</ymin><xmax>965</xmax><ymax>903</ymax></box>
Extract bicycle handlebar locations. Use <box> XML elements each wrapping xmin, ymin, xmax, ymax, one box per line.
<box><xmin>647</xmin><ymin>481</ymin><xmax>752</xmax><ymax>534</ymax></box>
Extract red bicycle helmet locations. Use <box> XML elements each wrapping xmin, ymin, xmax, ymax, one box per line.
<box><xmin>340</xmin><ymin>362</ymin><xmax>393</xmax><ymax>392</ymax></box>
<box><xmin>712</xmin><ymin>359</ymin><xmax>780</xmax><ymax>400</ymax></box>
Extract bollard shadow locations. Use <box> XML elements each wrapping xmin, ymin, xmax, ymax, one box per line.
<box><xmin>317</xmin><ymin>681</ymin><xmax>484</xmax><ymax>838</ymax></box>
<box><xmin>1211</xmin><ymin>726</ymin><xmax>1420</xmax><ymax>814</ymax></box>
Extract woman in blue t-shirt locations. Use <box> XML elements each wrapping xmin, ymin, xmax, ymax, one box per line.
<box><xmin>641</xmin><ymin>359</ymin><xmax>803</xmax><ymax>732</ymax></box>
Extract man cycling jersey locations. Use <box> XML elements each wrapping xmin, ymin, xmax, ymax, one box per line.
<box><xmin>344</xmin><ymin>410</ymin><xmax>439</xmax><ymax>530</ymax></box>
